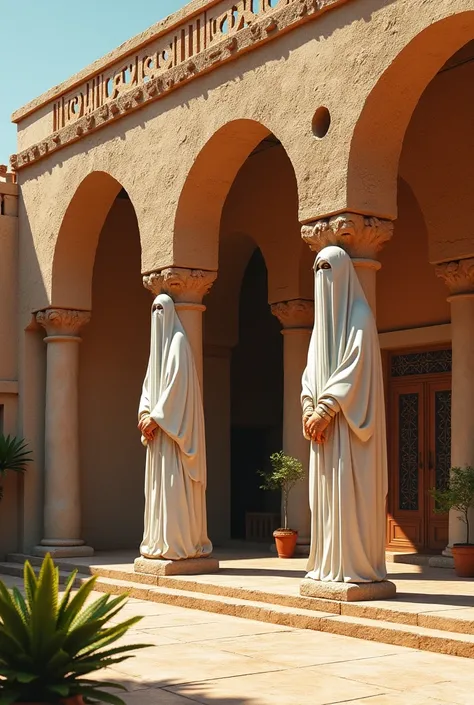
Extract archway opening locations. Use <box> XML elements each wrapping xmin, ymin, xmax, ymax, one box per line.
<box><xmin>377</xmin><ymin>38</ymin><xmax>474</xmax><ymax>554</ymax></box>
<box><xmin>230</xmin><ymin>248</ymin><xmax>283</xmax><ymax>541</ymax></box>
<box><xmin>202</xmin><ymin>127</ymin><xmax>309</xmax><ymax>546</ymax></box>
<box><xmin>77</xmin><ymin>186</ymin><xmax>150</xmax><ymax>550</ymax></box>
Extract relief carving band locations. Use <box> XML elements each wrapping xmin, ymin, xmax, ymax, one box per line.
<box><xmin>435</xmin><ymin>257</ymin><xmax>474</xmax><ymax>295</ymax></box>
<box><xmin>301</xmin><ymin>213</ymin><xmax>394</xmax><ymax>259</ymax></box>
<box><xmin>52</xmin><ymin>0</ymin><xmax>299</xmax><ymax>132</ymax></box>
<box><xmin>36</xmin><ymin>308</ymin><xmax>91</xmax><ymax>337</ymax></box>
<box><xmin>271</xmin><ymin>299</ymin><xmax>314</xmax><ymax>329</ymax></box>
<box><xmin>143</xmin><ymin>268</ymin><xmax>217</xmax><ymax>303</ymax></box>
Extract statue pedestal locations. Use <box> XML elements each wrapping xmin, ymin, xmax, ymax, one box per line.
<box><xmin>300</xmin><ymin>578</ymin><xmax>396</xmax><ymax>602</ymax></box>
<box><xmin>134</xmin><ymin>555</ymin><xmax>219</xmax><ymax>576</ymax></box>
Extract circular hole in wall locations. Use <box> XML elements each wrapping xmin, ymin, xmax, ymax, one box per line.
<box><xmin>312</xmin><ymin>106</ymin><xmax>331</xmax><ymax>139</ymax></box>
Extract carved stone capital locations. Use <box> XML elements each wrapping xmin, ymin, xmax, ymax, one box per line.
<box><xmin>143</xmin><ymin>268</ymin><xmax>217</xmax><ymax>303</ymax></box>
<box><xmin>271</xmin><ymin>299</ymin><xmax>314</xmax><ymax>329</ymax></box>
<box><xmin>301</xmin><ymin>212</ymin><xmax>393</xmax><ymax>259</ymax></box>
<box><xmin>36</xmin><ymin>309</ymin><xmax>91</xmax><ymax>337</ymax></box>
<box><xmin>435</xmin><ymin>258</ymin><xmax>474</xmax><ymax>296</ymax></box>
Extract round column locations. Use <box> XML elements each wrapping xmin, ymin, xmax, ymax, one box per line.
<box><xmin>143</xmin><ymin>268</ymin><xmax>217</xmax><ymax>391</ymax></box>
<box><xmin>34</xmin><ymin>309</ymin><xmax>93</xmax><ymax>557</ymax></box>
<box><xmin>271</xmin><ymin>300</ymin><xmax>314</xmax><ymax>551</ymax></box>
<box><xmin>436</xmin><ymin>259</ymin><xmax>474</xmax><ymax>555</ymax></box>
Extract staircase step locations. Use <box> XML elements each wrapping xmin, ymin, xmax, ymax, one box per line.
<box><xmin>4</xmin><ymin>555</ymin><xmax>474</xmax><ymax>638</ymax></box>
<box><xmin>0</xmin><ymin>560</ymin><xmax>473</xmax><ymax>660</ymax></box>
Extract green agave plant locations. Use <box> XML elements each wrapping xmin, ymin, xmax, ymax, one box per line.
<box><xmin>0</xmin><ymin>554</ymin><xmax>149</xmax><ymax>704</ymax></box>
<box><xmin>0</xmin><ymin>435</ymin><xmax>32</xmax><ymax>502</ymax></box>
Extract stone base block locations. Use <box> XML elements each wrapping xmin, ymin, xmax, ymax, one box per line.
<box><xmin>428</xmin><ymin>555</ymin><xmax>455</xmax><ymax>569</ymax></box>
<box><xmin>300</xmin><ymin>578</ymin><xmax>397</xmax><ymax>602</ymax></box>
<box><xmin>32</xmin><ymin>545</ymin><xmax>94</xmax><ymax>558</ymax></box>
<box><xmin>134</xmin><ymin>555</ymin><xmax>219</xmax><ymax>576</ymax></box>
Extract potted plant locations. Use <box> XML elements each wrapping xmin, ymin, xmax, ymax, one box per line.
<box><xmin>430</xmin><ymin>465</ymin><xmax>474</xmax><ymax>577</ymax></box>
<box><xmin>0</xmin><ymin>553</ymin><xmax>149</xmax><ymax>704</ymax></box>
<box><xmin>0</xmin><ymin>434</ymin><xmax>32</xmax><ymax>501</ymax></box>
<box><xmin>258</xmin><ymin>451</ymin><xmax>305</xmax><ymax>558</ymax></box>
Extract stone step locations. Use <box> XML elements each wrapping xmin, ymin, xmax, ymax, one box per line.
<box><xmin>1</xmin><ymin>560</ymin><xmax>474</xmax><ymax>659</ymax></box>
<box><xmin>4</xmin><ymin>554</ymin><xmax>474</xmax><ymax>639</ymax></box>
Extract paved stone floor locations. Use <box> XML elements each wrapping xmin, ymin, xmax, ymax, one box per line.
<box><xmin>3</xmin><ymin>573</ymin><xmax>472</xmax><ymax>705</ymax></box>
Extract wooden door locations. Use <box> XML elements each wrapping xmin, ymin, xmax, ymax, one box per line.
<box><xmin>387</xmin><ymin>375</ymin><xmax>450</xmax><ymax>552</ymax></box>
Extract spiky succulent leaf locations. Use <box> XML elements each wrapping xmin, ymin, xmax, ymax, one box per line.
<box><xmin>0</xmin><ymin>554</ymin><xmax>147</xmax><ymax>702</ymax></box>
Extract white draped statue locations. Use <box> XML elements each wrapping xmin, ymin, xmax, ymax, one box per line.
<box><xmin>301</xmin><ymin>246</ymin><xmax>388</xmax><ymax>583</ymax></box>
<box><xmin>137</xmin><ymin>293</ymin><xmax>212</xmax><ymax>561</ymax></box>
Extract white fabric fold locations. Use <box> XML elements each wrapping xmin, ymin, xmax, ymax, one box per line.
<box><xmin>302</xmin><ymin>246</ymin><xmax>388</xmax><ymax>583</ymax></box>
<box><xmin>138</xmin><ymin>293</ymin><xmax>212</xmax><ymax>560</ymax></box>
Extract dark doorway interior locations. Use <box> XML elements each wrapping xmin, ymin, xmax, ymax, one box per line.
<box><xmin>230</xmin><ymin>248</ymin><xmax>283</xmax><ymax>540</ymax></box>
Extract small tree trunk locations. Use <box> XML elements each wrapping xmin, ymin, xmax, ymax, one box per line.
<box><xmin>283</xmin><ymin>490</ymin><xmax>288</xmax><ymax>530</ymax></box>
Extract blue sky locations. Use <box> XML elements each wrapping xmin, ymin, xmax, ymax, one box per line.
<box><xmin>0</xmin><ymin>0</ymin><xmax>187</xmax><ymax>165</ymax></box>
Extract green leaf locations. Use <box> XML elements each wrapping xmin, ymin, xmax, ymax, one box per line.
<box><xmin>78</xmin><ymin>687</ymin><xmax>127</xmax><ymax>705</ymax></box>
<box><xmin>59</xmin><ymin>574</ymin><xmax>98</xmax><ymax>632</ymax></box>
<box><xmin>11</xmin><ymin>587</ymin><xmax>29</xmax><ymax>626</ymax></box>
<box><xmin>64</xmin><ymin>615</ymin><xmax>141</xmax><ymax>656</ymax></box>
<box><xmin>23</xmin><ymin>559</ymin><xmax>38</xmax><ymax>609</ymax></box>
<box><xmin>30</xmin><ymin>553</ymin><xmax>59</xmax><ymax>659</ymax></box>
<box><xmin>57</xmin><ymin>568</ymin><xmax>79</xmax><ymax>625</ymax></box>
<box><xmin>0</xmin><ymin>582</ymin><xmax>30</xmax><ymax>649</ymax></box>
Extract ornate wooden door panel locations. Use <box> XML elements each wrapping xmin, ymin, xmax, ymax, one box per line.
<box><xmin>387</xmin><ymin>348</ymin><xmax>451</xmax><ymax>553</ymax></box>
<box><xmin>388</xmin><ymin>382</ymin><xmax>424</xmax><ymax>549</ymax></box>
<box><xmin>427</xmin><ymin>381</ymin><xmax>451</xmax><ymax>551</ymax></box>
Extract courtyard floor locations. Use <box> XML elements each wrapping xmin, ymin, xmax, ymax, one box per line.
<box><xmin>1</xmin><ymin>570</ymin><xmax>472</xmax><ymax>705</ymax></box>
<box><xmin>1</xmin><ymin>549</ymin><xmax>474</xmax><ymax>704</ymax></box>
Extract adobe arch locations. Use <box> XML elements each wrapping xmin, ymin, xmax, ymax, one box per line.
<box><xmin>347</xmin><ymin>11</ymin><xmax>474</xmax><ymax>220</ymax></box>
<box><xmin>173</xmin><ymin>119</ymin><xmax>274</xmax><ymax>272</ymax></box>
<box><xmin>51</xmin><ymin>171</ymin><xmax>133</xmax><ymax>310</ymax></box>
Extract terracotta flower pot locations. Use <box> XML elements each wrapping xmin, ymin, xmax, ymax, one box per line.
<box><xmin>452</xmin><ymin>544</ymin><xmax>474</xmax><ymax>577</ymax></box>
<box><xmin>273</xmin><ymin>529</ymin><xmax>298</xmax><ymax>558</ymax></box>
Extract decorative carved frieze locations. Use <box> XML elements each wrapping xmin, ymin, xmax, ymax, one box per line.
<box><xmin>36</xmin><ymin>309</ymin><xmax>91</xmax><ymax>337</ymax></box>
<box><xmin>11</xmin><ymin>0</ymin><xmax>347</xmax><ymax>171</ymax></box>
<box><xmin>271</xmin><ymin>299</ymin><xmax>314</xmax><ymax>329</ymax></box>
<box><xmin>143</xmin><ymin>268</ymin><xmax>217</xmax><ymax>303</ymax></box>
<box><xmin>435</xmin><ymin>258</ymin><xmax>474</xmax><ymax>296</ymax></box>
<box><xmin>301</xmin><ymin>213</ymin><xmax>393</xmax><ymax>259</ymax></box>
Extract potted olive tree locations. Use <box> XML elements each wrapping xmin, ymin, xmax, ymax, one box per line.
<box><xmin>259</xmin><ymin>451</ymin><xmax>305</xmax><ymax>558</ymax></box>
<box><xmin>0</xmin><ymin>434</ymin><xmax>32</xmax><ymax>501</ymax></box>
<box><xmin>0</xmin><ymin>553</ymin><xmax>149</xmax><ymax>704</ymax></box>
<box><xmin>430</xmin><ymin>465</ymin><xmax>474</xmax><ymax>577</ymax></box>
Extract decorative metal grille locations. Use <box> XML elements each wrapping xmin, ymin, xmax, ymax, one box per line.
<box><xmin>398</xmin><ymin>393</ymin><xmax>419</xmax><ymax>511</ymax></box>
<box><xmin>391</xmin><ymin>350</ymin><xmax>451</xmax><ymax>378</ymax></box>
<box><xmin>435</xmin><ymin>390</ymin><xmax>451</xmax><ymax>492</ymax></box>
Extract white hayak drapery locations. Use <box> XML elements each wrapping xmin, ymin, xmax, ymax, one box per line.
<box><xmin>138</xmin><ymin>293</ymin><xmax>212</xmax><ymax>560</ymax></box>
<box><xmin>302</xmin><ymin>246</ymin><xmax>387</xmax><ymax>582</ymax></box>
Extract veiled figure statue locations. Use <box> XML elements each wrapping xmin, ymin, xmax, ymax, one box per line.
<box><xmin>137</xmin><ymin>293</ymin><xmax>212</xmax><ymax>561</ymax></box>
<box><xmin>301</xmin><ymin>246</ymin><xmax>388</xmax><ymax>583</ymax></box>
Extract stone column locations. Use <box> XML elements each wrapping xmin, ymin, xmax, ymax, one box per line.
<box><xmin>435</xmin><ymin>258</ymin><xmax>474</xmax><ymax>559</ymax></box>
<box><xmin>143</xmin><ymin>268</ymin><xmax>217</xmax><ymax>390</ymax></box>
<box><xmin>34</xmin><ymin>308</ymin><xmax>93</xmax><ymax>558</ymax></box>
<box><xmin>301</xmin><ymin>212</ymin><xmax>393</xmax><ymax>315</ymax></box>
<box><xmin>271</xmin><ymin>299</ymin><xmax>314</xmax><ymax>552</ymax></box>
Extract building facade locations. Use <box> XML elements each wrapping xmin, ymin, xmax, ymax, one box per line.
<box><xmin>1</xmin><ymin>0</ymin><xmax>474</xmax><ymax>559</ymax></box>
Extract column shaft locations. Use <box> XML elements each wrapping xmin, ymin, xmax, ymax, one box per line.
<box><xmin>282</xmin><ymin>328</ymin><xmax>312</xmax><ymax>544</ymax></box>
<box><xmin>34</xmin><ymin>309</ymin><xmax>93</xmax><ymax>558</ymax></box>
<box><xmin>272</xmin><ymin>300</ymin><xmax>314</xmax><ymax>549</ymax></box>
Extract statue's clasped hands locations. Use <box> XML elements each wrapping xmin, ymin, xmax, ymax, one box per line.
<box><xmin>303</xmin><ymin>409</ymin><xmax>331</xmax><ymax>444</ymax></box>
<box><xmin>138</xmin><ymin>414</ymin><xmax>159</xmax><ymax>442</ymax></box>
